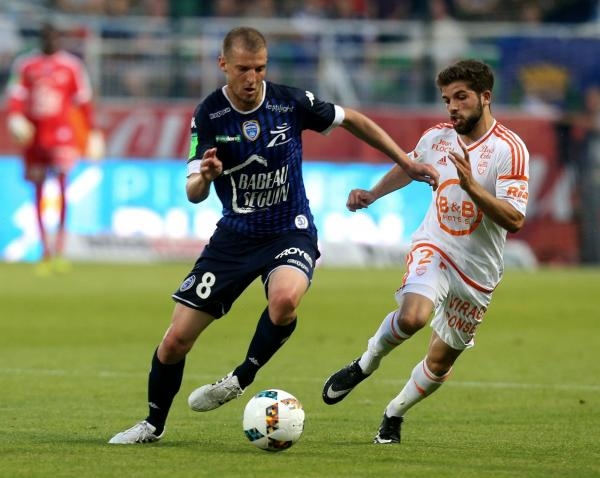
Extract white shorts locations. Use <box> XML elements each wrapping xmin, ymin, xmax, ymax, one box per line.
<box><xmin>394</xmin><ymin>244</ymin><xmax>493</xmax><ymax>350</ymax></box>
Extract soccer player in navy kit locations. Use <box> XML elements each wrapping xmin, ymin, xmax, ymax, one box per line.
<box><xmin>109</xmin><ymin>26</ymin><xmax>438</xmax><ymax>444</ymax></box>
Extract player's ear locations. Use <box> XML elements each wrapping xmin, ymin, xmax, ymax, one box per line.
<box><xmin>482</xmin><ymin>90</ymin><xmax>492</xmax><ymax>106</ymax></box>
<box><xmin>218</xmin><ymin>55</ymin><xmax>226</xmax><ymax>71</ymax></box>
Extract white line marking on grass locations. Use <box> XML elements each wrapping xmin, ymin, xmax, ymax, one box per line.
<box><xmin>1</xmin><ymin>368</ymin><xmax>600</xmax><ymax>392</ymax></box>
<box><xmin>445</xmin><ymin>380</ymin><xmax>600</xmax><ymax>392</ymax></box>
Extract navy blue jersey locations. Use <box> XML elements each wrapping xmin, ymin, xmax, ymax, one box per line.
<box><xmin>187</xmin><ymin>81</ymin><xmax>341</xmax><ymax>237</ymax></box>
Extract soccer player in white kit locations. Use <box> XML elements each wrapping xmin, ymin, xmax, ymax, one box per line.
<box><xmin>322</xmin><ymin>59</ymin><xmax>529</xmax><ymax>444</ymax></box>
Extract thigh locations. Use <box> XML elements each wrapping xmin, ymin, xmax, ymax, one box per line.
<box><xmin>430</xmin><ymin>272</ymin><xmax>492</xmax><ymax>350</ymax></box>
<box><xmin>265</xmin><ymin>266</ymin><xmax>310</xmax><ymax>322</ymax></box>
<box><xmin>398</xmin><ymin>245</ymin><xmax>450</xmax><ymax>307</ymax></box>
<box><xmin>159</xmin><ymin>302</ymin><xmax>215</xmax><ymax>362</ymax></box>
<box><xmin>171</xmin><ymin>228</ymin><xmax>261</xmax><ymax>318</ymax></box>
<box><xmin>24</xmin><ymin>145</ymin><xmax>51</xmax><ymax>182</ymax></box>
<box><xmin>262</xmin><ymin>230</ymin><xmax>320</xmax><ymax>290</ymax></box>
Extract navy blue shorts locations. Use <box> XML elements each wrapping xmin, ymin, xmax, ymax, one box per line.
<box><xmin>172</xmin><ymin>227</ymin><xmax>320</xmax><ymax>318</ymax></box>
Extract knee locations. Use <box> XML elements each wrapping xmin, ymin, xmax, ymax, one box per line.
<box><xmin>397</xmin><ymin>309</ymin><xmax>428</xmax><ymax>335</ymax></box>
<box><xmin>267</xmin><ymin>291</ymin><xmax>298</xmax><ymax>326</ymax></box>
<box><xmin>425</xmin><ymin>356</ymin><xmax>453</xmax><ymax>377</ymax></box>
<box><xmin>159</xmin><ymin>333</ymin><xmax>193</xmax><ymax>363</ymax></box>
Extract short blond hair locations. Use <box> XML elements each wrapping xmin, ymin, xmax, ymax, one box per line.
<box><xmin>222</xmin><ymin>27</ymin><xmax>267</xmax><ymax>58</ymax></box>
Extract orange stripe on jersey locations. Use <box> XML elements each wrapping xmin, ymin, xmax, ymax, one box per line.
<box><xmin>411</xmin><ymin>242</ymin><xmax>495</xmax><ymax>293</ymax></box>
<box><xmin>467</xmin><ymin>122</ymin><xmax>497</xmax><ymax>151</ymax></box>
<box><xmin>499</xmin><ymin>174</ymin><xmax>528</xmax><ymax>181</ymax></box>
<box><xmin>494</xmin><ymin>125</ymin><xmax>518</xmax><ymax>172</ymax></box>
<box><xmin>422</xmin><ymin>122</ymin><xmax>453</xmax><ymax>136</ymax></box>
<box><xmin>494</xmin><ymin>127</ymin><xmax>521</xmax><ymax>175</ymax></box>
<box><xmin>401</xmin><ymin>250</ymin><xmax>415</xmax><ymax>288</ymax></box>
<box><xmin>495</xmin><ymin>124</ymin><xmax>527</xmax><ymax>177</ymax></box>
<box><xmin>499</xmin><ymin>125</ymin><xmax>525</xmax><ymax>176</ymax></box>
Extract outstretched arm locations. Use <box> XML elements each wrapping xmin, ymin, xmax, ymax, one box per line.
<box><xmin>347</xmin><ymin>165</ymin><xmax>412</xmax><ymax>212</ymax></box>
<box><xmin>341</xmin><ymin>107</ymin><xmax>439</xmax><ymax>190</ymax></box>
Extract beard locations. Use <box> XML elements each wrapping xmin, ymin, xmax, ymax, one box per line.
<box><xmin>453</xmin><ymin>100</ymin><xmax>483</xmax><ymax>135</ymax></box>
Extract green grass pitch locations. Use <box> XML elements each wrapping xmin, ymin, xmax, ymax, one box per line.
<box><xmin>1</xmin><ymin>262</ymin><xmax>599</xmax><ymax>477</ymax></box>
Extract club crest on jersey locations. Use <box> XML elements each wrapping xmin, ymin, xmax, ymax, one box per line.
<box><xmin>179</xmin><ymin>275</ymin><xmax>196</xmax><ymax>292</ymax></box>
<box><xmin>242</xmin><ymin>120</ymin><xmax>260</xmax><ymax>141</ymax></box>
<box><xmin>477</xmin><ymin>159</ymin><xmax>489</xmax><ymax>175</ymax></box>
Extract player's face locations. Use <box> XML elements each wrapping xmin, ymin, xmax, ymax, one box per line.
<box><xmin>441</xmin><ymin>81</ymin><xmax>489</xmax><ymax>135</ymax></box>
<box><xmin>220</xmin><ymin>45</ymin><xmax>267</xmax><ymax>111</ymax></box>
<box><xmin>40</xmin><ymin>25</ymin><xmax>60</xmax><ymax>55</ymax></box>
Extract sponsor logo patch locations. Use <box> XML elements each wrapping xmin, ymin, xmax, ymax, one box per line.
<box><xmin>295</xmin><ymin>214</ymin><xmax>308</xmax><ymax>229</ymax></box>
<box><xmin>266</xmin><ymin>102</ymin><xmax>295</xmax><ymax>113</ymax></box>
<box><xmin>215</xmin><ymin>134</ymin><xmax>241</xmax><ymax>143</ymax></box>
<box><xmin>275</xmin><ymin>246</ymin><xmax>314</xmax><ymax>268</ymax></box>
<box><xmin>209</xmin><ymin>107</ymin><xmax>231</xmax><ymax>119</ymax></box>
<box><xmin>267</xmin><ymin>123</ymin><xmax>292</xmax><ymax>148</ymax></box>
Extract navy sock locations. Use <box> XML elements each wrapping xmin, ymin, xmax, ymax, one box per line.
<box><xmin>145</xmin><ymin>348</ymin><xmax>185</xmax><ymax>434</ymax></box>
<box><xmin>234</xmin><ymin>308</ymin><xmax>297</xmax><ymax>389</ymax></box>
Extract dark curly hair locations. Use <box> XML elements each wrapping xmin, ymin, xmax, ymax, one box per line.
<box><xmin>436</xmin><ymin>60</ymin><xmax>494</xmax><ymax>94</ymax></box>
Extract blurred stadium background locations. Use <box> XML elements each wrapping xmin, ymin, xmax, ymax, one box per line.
<box><xmin>1</xmin><ymin>0</ymin><xmax>599</xmax><ymax>266</ymax></box>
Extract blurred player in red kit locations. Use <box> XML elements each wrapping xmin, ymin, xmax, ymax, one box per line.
<box><xmin>5</xmin><ymin>22</ymin><xmax>104</xmax><ymax>274</ymax></box>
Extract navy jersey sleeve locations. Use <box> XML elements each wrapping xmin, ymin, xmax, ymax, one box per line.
<box><xmin>277</xmin><ymin>84</ymin><xmax>340</xmax><ymax>134</ymax></box>
<box><xmin>187</xmin><ymin>96</ymin><xmax>222</xmax><ymax>163</ymax></box>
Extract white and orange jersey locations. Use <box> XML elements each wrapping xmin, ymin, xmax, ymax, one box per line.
<box><xmin>409</xmin><ymin>119</ymin><xmax>529</xmax><ymax>291</ymax></box>
<box><xmin>6</xmin><ymin>49</ymin><xmax>94</xmax><ymax>150</ymax></box>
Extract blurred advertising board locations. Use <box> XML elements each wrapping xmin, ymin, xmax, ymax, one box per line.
<box><xmin>0</xmin><ymin>104</ymin><xmax>579</xmax><ymax>263</ymax></box>
<box><xmin>0</xmin><ymin>158</ymin><xmax>429</xmax><ymax>263</ymax></box>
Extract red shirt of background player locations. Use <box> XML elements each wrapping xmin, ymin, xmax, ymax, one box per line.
<box><xmin>4</xmin><ymin>22</ymin><xmax>102</xmax><ymax>269</ymax></box>
<box><xmin>7</xmin><ymin>46</ymin><xmax>95</xmax><ymax>174</ymax></box>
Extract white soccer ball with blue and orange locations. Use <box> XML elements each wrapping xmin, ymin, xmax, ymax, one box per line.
<box><xmin>242</xmin><ymin>389</ymin><xmax>305</xmax><ymax>452</ymax></box>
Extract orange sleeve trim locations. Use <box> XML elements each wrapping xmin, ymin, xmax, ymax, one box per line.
<box><xmin>498</xmin><ymin>174</ymin><xmax>528</xmax><ymax>181</ymax></box>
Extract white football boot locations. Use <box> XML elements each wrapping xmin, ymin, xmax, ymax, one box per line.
<box><xmin>108</xmin><ymin>420</ymin><xmax>164</xmax><ymax>444</ymax></box>
<box><xmin>188</xmin><ymin>372</ymin><xmax>244</xmax><ymax>411</ymax></box>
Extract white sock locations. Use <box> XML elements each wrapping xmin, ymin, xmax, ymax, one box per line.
<box><xmin>385</xmin><ymin>359</ymin><xmax>451</xmax><ymax>417</ymax></box>
<box><xmin>358</xmin><ymin>310</ymin><xmax>411</xmax><ymax>374</ymax></box>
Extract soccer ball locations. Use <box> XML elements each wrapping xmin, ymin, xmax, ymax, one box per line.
<box><xmin>242</xmin><ymin>389</ymin><xmax>305</xmax><ymax>452</ymax></box>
